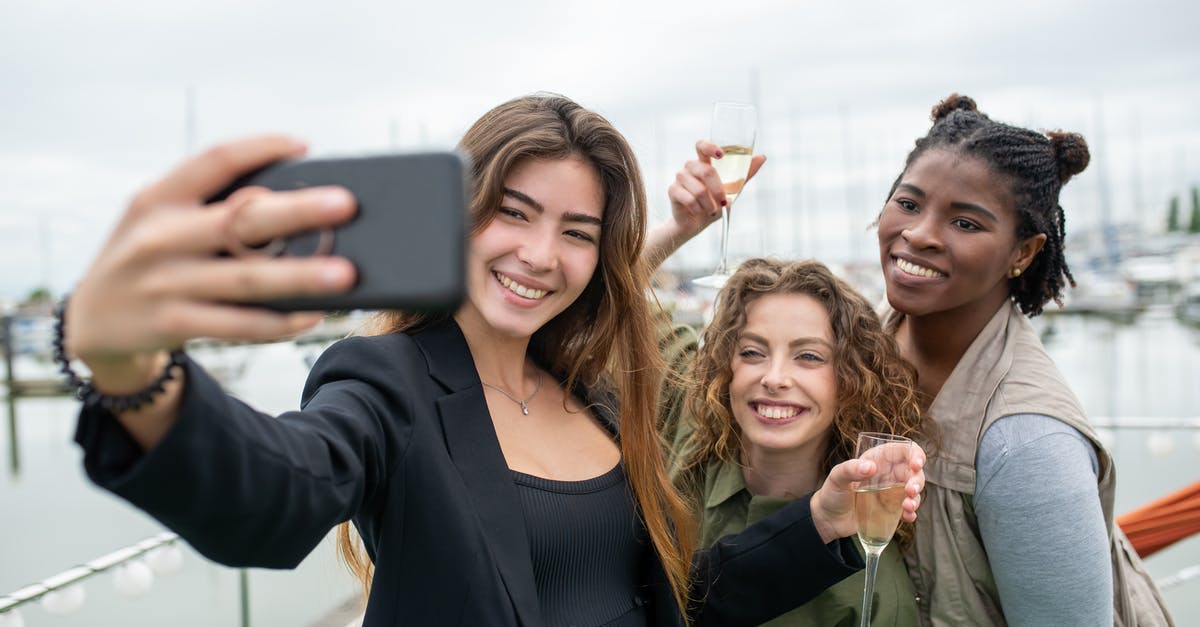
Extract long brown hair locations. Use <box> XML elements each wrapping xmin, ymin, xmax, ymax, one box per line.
<box><xmin>336</xmin><ymin>94</ymin><xmax>696</xmax><ymax>615</ymax></box>
<box><xmin>681</xmin><ymin>258</ymin><xmax>931</xmax><ymax>546</ymax></box>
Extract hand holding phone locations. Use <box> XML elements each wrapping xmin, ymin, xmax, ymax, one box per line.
<box><xmin>208</xmin><ymin>152</ymin><xmax>468</xmax><ymax>312</ymax></box>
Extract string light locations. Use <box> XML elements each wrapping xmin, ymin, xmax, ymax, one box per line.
<box><xmin>145</xmin><ymin>544</ymin><xmax>184</xmax><ymax>575</ymax></box>
<box><xmin>1146</xmin><ymin>432</ymin><xmax>1175</xmax><ymax>458</ymax></box>
<box><xmin>40</xmin><ymin>584</ymin><xmax>85</xmax><ymax>615</ymax></box>
<box><xmin>112</xmin><ymin>561</ymin><xmax>154</xmax><ymax>598</ymax></box>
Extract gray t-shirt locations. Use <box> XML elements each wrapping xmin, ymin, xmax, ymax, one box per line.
<box><xmin>975</xmin><ymin>413</ymin><xmax>1113</xmax><ymax>626</ymax></box>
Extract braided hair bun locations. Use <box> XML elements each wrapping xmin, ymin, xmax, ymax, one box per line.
<box><xmin>1047</xmin><ymin>131</ymin><xmax>1090</xmax><ymax>184</ymax></box>
<box><xmin>930</xmin><ymin>94</ymin><xmax>978</xmax><ymax>121</ymax></box>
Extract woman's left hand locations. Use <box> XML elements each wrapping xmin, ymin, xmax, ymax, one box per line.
<box><xmin>643</xmin><ymin>140</ymin><xmax>766</xmax><ymax>270</ymax></box>
<box><xmin>809</xmin><ymin>444</ymin><xmax>927</xmax><ymax>544</ymax></box>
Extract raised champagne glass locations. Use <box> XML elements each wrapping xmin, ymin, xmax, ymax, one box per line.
<box><xmin>854</xmin><ymin>432</ymin><xmax>915</xmax><ymax>627</ymax></box>
<box><xmin>692</xmin><ymin>101</ymin><xmax>757</xmax><ymax>288</ymax></box>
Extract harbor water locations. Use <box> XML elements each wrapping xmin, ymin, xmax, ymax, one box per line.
<box><xmin>2</xmin><ymin>311</ymin><xmax>1199</xmax><ymax>625</ymax></box>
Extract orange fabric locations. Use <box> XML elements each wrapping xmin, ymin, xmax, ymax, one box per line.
<box><xmin>1116</xmin><ymin>481</ymin><xmax>1200</xmax><ymax>558</ymax></box>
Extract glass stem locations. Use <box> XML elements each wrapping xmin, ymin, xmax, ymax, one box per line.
<box><xmin>716</xmin><ymin>202</ymin><xmax>732</xmax><ymax>275</ymax></box>
<box><xmin>860</xmin><ymin>548</ymin><xmax>882</xmax><ymax>627</ymax></box>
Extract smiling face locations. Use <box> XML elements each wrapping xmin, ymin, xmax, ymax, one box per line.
<box><xmin>877</xmin><ymin>149</ymin><xmax>1044</xmax><ymax>324</ymax></box>
<box><xmin>728</xmin><ymin>292</ymin><xmax>839</xmax><ymax>461</ymax></box>
<box><xmin>456</xmin><ymin>156</ymin><xmax>605</xmax><ymax>341</ymax></box>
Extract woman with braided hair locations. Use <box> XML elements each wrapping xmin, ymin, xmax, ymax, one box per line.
<box><xmin>876</xmin><ymin>93</ymin><xmax>1172</xmax><ymax>626</ymax></box>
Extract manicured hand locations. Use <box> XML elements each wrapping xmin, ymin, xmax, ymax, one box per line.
<box><xmin>645</xmin><ymin>140</ymin><xmax>765</xmax><ymax>269</ymax></box>
<box><xmin>665</xmin><ymin>139</ymin><xmax>766</xmax><ymax>238</ymax></box>
<box><xmin>810</xmin><ymin>445</ymin><xmax>927</xmax><ymax>543</ymax></box>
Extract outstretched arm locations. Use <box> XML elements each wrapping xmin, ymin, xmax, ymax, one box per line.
<box><xmin>76</xmin><ymin>335</ymin><xmax>411</xmax><ymax>569</ymax></box>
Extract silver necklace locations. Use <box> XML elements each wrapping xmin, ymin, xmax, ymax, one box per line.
<box><xmin>481</xmin><ymin>370</ymin><xmax>543</xmax><ymax>415</ymax></box>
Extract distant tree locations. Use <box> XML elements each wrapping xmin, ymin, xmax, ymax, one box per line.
<box><xmin>24</xmin><ymin>286</ymin><xmax>52</xmax><ymax>304</ymax></box>
<box><xmin>1190</xmin><ymin>186</ymin><xmax>1200</xmax><ymax>233</ymax></box>
<box><xmin>1190</xmin><ymin>186</ymin><xmax>1200</xmax><ymax>235</ymax></box>
<box><xmin>1167</xmin><ymin>195</ymin><xmax>1180</xmax><ymax>231</ymax></box>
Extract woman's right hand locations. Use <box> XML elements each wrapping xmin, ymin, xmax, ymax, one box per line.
<box><xmin>66</xmin><ymin>135</ymin><xmax>358</xmax><ymax>395</ymax></box>
<box><xmin>809</xmin><ymin>447</ymin><xmax>927</xmax><ymax>544</ymax></box>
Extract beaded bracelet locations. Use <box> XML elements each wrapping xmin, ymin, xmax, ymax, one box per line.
<box><xmin>52</xmin><ymin>296</ymin><xmax>187</xmax><ymax>413</ymax></box>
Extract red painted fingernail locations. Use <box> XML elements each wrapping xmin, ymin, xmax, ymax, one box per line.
<box><xmin>720</xmin><ymin>199</ymin><xmax>727</xmax><ymax>207</ymax></box>
<box><xmin>715</xmin><ymin>150</ymin><xmax>724</xmax><ymax>158</ymax></box>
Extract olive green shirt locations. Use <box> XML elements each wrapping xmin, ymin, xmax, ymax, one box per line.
<box><xmin>658</xmin><ymin>311</ymin><xmax>919</xmax><ymax>626</ymax></box>
<box><xmin>693</xmin><ymin>458</ymin><xmax>918</xmax><ymax>626</ymax></box>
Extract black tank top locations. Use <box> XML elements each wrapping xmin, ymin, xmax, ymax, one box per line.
<box><xmin>511</xmin><ymin>462</ymin><xmax>650</xmax><ymax>626</ymax></box>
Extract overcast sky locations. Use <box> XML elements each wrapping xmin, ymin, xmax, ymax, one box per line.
<box><xmin>2</xmin><ymin>0</ymin><xmax>1198</xmax><ymax>301</ymax></box>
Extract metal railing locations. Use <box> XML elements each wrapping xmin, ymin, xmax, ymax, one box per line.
<box><xmin>1159</xmin><ymin>564</ymin><xmax>1200</xmax><ymax>590</ymax></box>
<box><xmin>0</xmin><ymin>532</ymin><xmax>251</xmax><ymax>626</ymax></box>
<box><xmin>0</xmin><ymin>532</ymin><xmax>180</xmax><ymax>615</ymax></box>
<box><xmin>1091</xmin><ymin>417</ymin><xmax>1200</xmax><ymax>429</ymax></box>
<box><xmin>1</xmin><ymin>527</ymin><xmax>1196</xmax><ymax>625</ymax></box>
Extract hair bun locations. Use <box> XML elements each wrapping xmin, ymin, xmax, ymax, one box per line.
<box><xmin>1047</xmin><ymin>131</ymin><xmax>1090</xmax><ymax>183</ymax></box>
<box><xmin>930</xmin><ymin>94</ymin><xmax>978</xmax><ymax>122</ymax></box>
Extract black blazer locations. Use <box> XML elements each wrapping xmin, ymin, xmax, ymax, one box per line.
<box><xmin>77</xmin><ymin>320</ymin><xmax>861</xmax><ymax>626</ymax></box>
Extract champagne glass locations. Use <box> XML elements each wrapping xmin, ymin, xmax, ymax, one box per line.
<box><xmin>854</xmin><ymin>432</ymin><xmax>915</xmax><ymax>627</ymax></box>
<box><xmin>692</xmin><ymin>101</ymin><xmax>758</xmax><ymax>288</ymax></box>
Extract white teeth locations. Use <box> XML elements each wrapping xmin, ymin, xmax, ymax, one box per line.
<box><xmin>755</xmin><ymin>404</ymin><xmax>799</xmax><ymax>420</ymax></box>
<box><xmin>496</xmin><ymin>273</ymin><xmax>548</xmax><ymax>300</ymax></box>
<box><xmin>895</xmin><ymin>258</ymin><xmax>945</xmax><ymax>278</ymax></box>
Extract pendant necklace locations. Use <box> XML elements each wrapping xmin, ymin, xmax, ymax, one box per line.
<box><xmin>481</xmin><ymin>370</ymin><xmax>543</xmax><ymax>415</ymax></box>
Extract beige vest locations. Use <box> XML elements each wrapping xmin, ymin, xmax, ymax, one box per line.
<box><xmin>884</xmin><ymin>303</ymin><xmax>1173</xmax><ymax>627</ymax></box>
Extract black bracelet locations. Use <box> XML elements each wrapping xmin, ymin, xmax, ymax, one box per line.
<box><xmin>52</xmin><ymin>296</ymin><xmax>187</xmax><ymax>413</ymax></box>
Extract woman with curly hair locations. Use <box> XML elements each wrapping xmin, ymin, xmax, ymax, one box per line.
<box><xmin>652</xmin><ymin>257</ymin><xmax>929</xmax><ymax>626</ymax></box>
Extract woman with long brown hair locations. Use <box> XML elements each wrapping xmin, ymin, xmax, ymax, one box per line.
<box><xmin>62</xmin><ymin>94</ymin><xmax>924</xmax><ymax>626</ymax></box>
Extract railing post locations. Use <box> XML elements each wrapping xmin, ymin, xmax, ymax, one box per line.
<box><xmin>240</xmin><ymin>569</ymin><xmax>250</xmax><ymax>627</ymax></box>
<box><xmin>1</xmin><ymin>315</ymin><xmax>17</xmax><ymax>477</ymax></box>
<box><xmin>5</xmin><ymin>393</ymin><xmax>17</xmax><ymax>477</ymax></box>
<box><xmin>1</xmin><ymin>315</ymin><xmax>14</xmax><ymax>396</ymax></box>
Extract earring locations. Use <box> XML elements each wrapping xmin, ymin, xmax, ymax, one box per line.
<box><xmin>1011</xmin><ymin>267</ymin><xmax>1022</xmax><ymax>278</ymax></box>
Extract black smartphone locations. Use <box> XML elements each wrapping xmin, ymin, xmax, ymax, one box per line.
<box><xmin>208</xmin><ymin>152</ymin><xmax>468</xmax><ymax>312</ymax></box>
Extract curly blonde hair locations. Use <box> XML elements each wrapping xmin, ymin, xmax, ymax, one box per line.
<box><xmin>682</xmin><ymin>258</ymin><xmax>931</xmax><ymax>544</ymax></box>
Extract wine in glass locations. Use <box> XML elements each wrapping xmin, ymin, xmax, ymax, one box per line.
<box><xmin>692</xmin><ymin>101</ymin><xmax>757</xmax><ymax>288</ymax></box>
<box><xmin>854</xmin><ymin>432</ymin><xmax>915</xmax><ymax>627</ymax></box>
